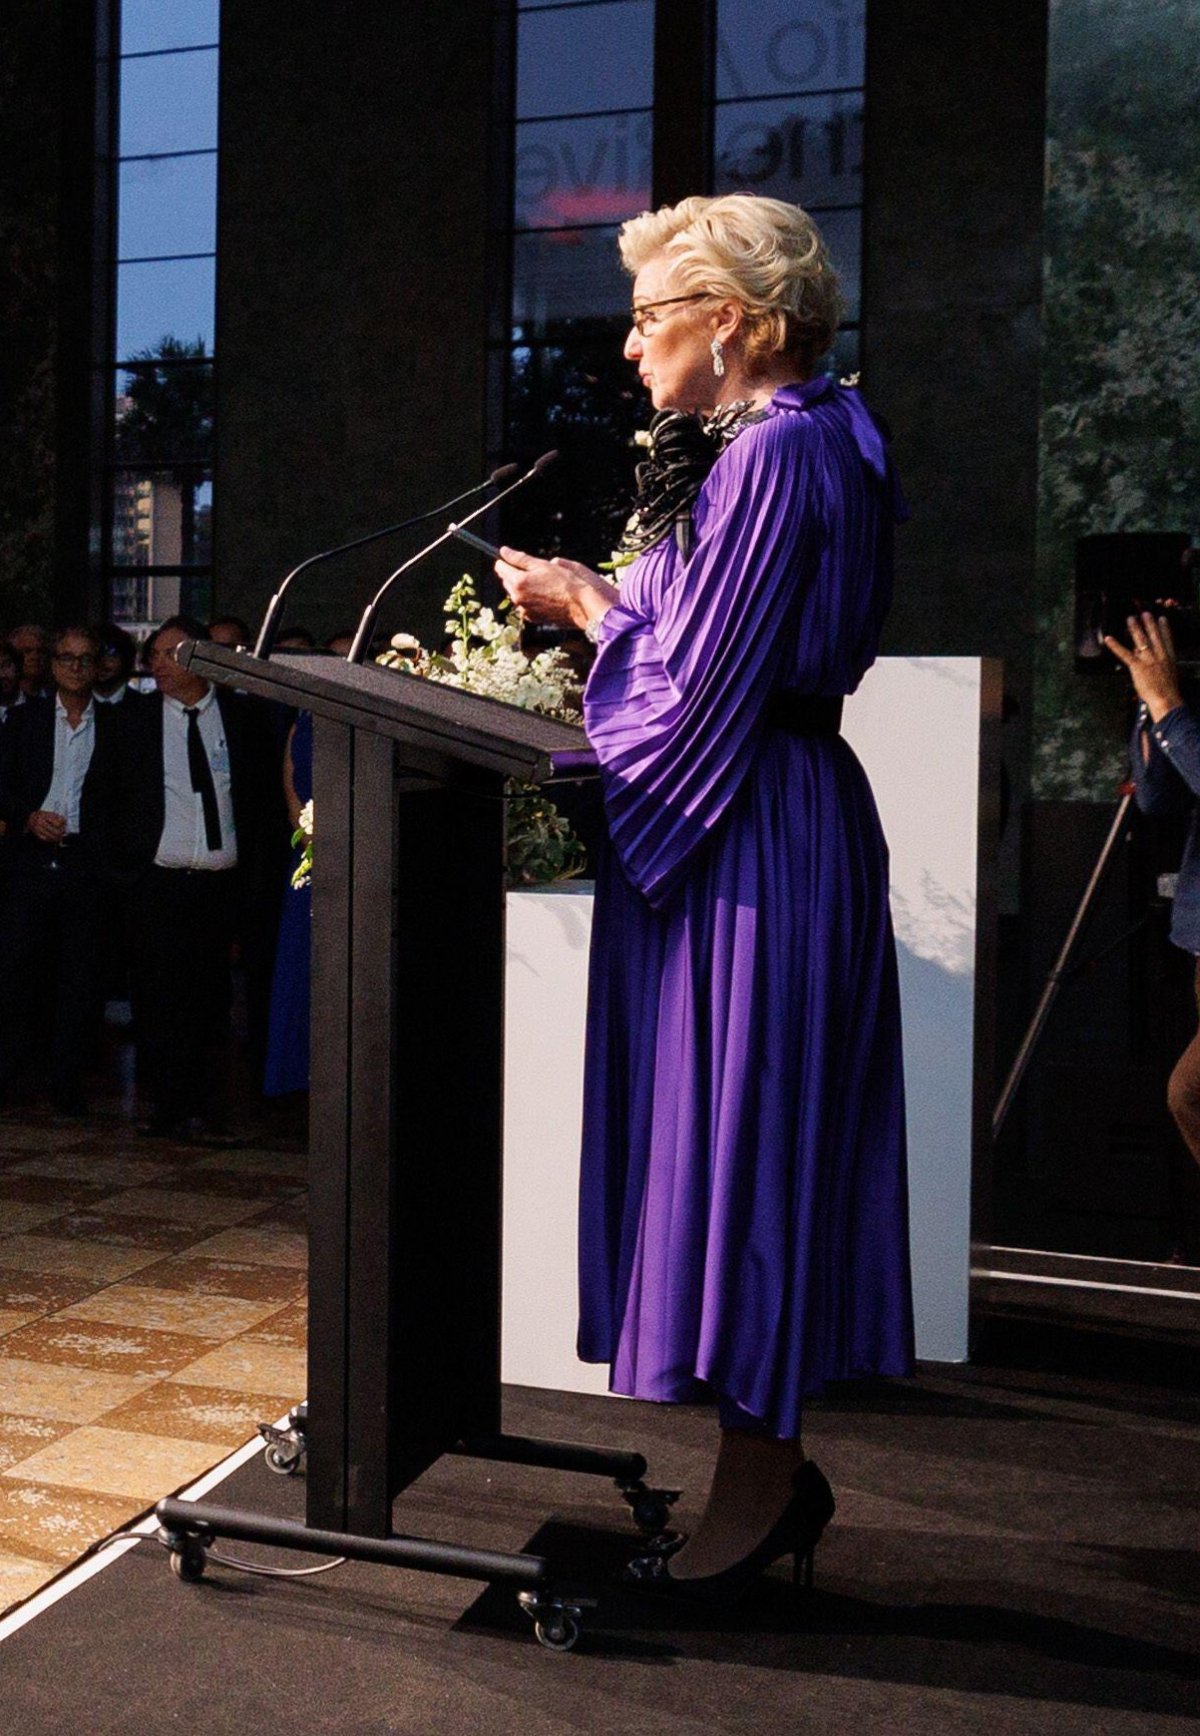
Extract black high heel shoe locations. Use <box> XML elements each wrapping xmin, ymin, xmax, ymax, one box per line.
<box><xmin>620</xmin><ymin>1460</ymin><xmax>835</xmax><ymax>1604</ymax></box>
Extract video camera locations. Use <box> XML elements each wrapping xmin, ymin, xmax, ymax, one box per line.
<box><xmin>1074</xmin><ymin>532</ymin><xmax>1199</xmax><ymax>668</ymax></box>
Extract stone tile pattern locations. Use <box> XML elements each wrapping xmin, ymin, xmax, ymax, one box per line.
<box><xmin>0</xmin><ymin>1115</ymin><xmax>306</xmax><ymax>1612</ymax></box>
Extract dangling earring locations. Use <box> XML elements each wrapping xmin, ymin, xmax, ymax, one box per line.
<box><xmin>710</xmin><ymin>338</ymin><xmax>726</xmax><ymax>378</ymax></box>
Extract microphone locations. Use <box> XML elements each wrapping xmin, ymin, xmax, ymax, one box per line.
<box><xmin>345</xmin><ymin>450</ymin><xmax>558</xmax><ymax>665</ymax></box>
<box><xmin>251</xmin><ymin>463</ymin><xmax>521</xmax><ymax>659</ymax></box>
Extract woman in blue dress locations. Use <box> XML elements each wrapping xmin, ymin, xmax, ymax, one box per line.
<box><xmin>496</xmin><ymin>195</ymin><xmax>913</xmax><ymax>1600</ymax></box>
<box><xmin>263</xmin><ymin>709</ymin><xmax>312</xmax><ymax>1098</ymax></box>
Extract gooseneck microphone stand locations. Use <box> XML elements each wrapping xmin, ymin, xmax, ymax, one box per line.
<box><xmin>345</xmin><ymin>450</ymin><xmax>558</xmax><ymax>665</ymax></box>
<box><xmin>252</xmin><ymin>464</ymin><xmax>520</xmax><ymax>660</ymax></box>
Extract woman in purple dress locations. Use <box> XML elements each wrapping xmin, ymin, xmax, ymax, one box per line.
<box><xmin>496</xmin><ymin>194</ymin><xmax>913</xmax><ymax>1600</ymax></box>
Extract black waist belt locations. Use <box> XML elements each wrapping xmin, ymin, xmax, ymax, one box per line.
<box><xmin>766</xmin><ymin>693</ymin><xmax>843</xmax><ymax>736</ymax></box>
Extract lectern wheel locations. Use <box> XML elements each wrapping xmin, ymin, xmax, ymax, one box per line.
<box><xmin>264</xmin><ymin>1443</ymin><xmax>300</xmax><ymax>1476</ymax></box>
<box><xmin>631</xmin><ymin>1491</ymin><xmax>673</xmax><ymax>1534</ymax></box>
<box><xmin>169</xmin><ymin>1539</ymin><xmax>207</xmax><ymax>1582</ymax></box>
<box><xmin>534</xmin><ymin>1613</ymin><xmax>579</xmax><ymax>1652</ymax></box>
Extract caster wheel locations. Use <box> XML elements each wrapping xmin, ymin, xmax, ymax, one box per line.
<box><xmin>264</xmin><ymin>1443</ymin><xmax>300</xmax><ymax>1475</ymax></box>
<box><xmin>631</xmin><ymin>1494</ymin><xmax>672</xmax><ymax>1534</ymax></box>
<box><xmin>534</xmin><ymin>1613</ymin><xmax>579</xmax><ymax>1652</ymax></box>
<box><xmin>169</xmin><ymin>1539</ymin><xmax>207</xmax><ymax>1582</ymax></box>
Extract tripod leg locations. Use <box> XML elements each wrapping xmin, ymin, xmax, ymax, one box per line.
<box><xmin>993</xmin><ymin>790</ymin><xmax>1135</xmax><ymax>1140</ymax></box>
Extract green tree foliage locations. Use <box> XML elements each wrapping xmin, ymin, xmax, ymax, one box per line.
<box><xmin>114</xmin><ymin>335</ymin><xmax>214</xmax><ymax>571</ymax></box>
<box><xmin>114</xmin><ymin>335</ymin><xmax>213</xmax><ymax>466</ymax></box>
<box><xmin>1033</xmin><ymin>0</ymin><xmax>1200</xmax><ymax>797</ymax></box>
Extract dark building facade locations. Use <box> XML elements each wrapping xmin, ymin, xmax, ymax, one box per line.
<box><xmin>0</xmin><ymin>0</ymin><xmax>1050</xmax><ymax>663</ymax></box>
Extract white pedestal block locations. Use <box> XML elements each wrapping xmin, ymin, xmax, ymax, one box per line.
<box><xmin>502</xmin><ymin>657</ymin><xmax>995</xmax><ymax>1392</ymax></box>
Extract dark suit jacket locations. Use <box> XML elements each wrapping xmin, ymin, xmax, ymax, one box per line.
<box><xmin>82</xmin><ymin>687</ymin><xmax>284</xmax><ymax>899</ymax></box>
<box><xmin>0</xmin><ymin>696</ymin><xmax>115</xmax><ymax>865</ymax></box>
<box><xmin>94</xmin><ymin>684</ymin><xmax>149</xmax><ymax>710</ymax></box>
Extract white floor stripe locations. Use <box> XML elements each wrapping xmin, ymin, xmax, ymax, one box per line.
<box><xmin>0</xmin><ymin>1412</ymin><xmax>291</xmax><ymax>1646</ymax></box>
<box><xmin>983</xmin><ymin>1244</ymin><xmax>1200</xmax><ymax>1274</ymax></box>
<box><xmin>972</xmin><ymin>1269</ymin><xmax>1200</xmax><ymax>1302</ymax></box>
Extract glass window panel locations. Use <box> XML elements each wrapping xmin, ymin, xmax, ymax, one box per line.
<box><xmin>512</xmin><ymin>227</ymin><xmax>630</xmax><ymax>336</ymax></box>
<box><xmin>111</xmin><ymin>472</ymin><xmax>212</xmax><ymax>569</ymax></box>
<box><xmin>109</xmin><ymin>569</ymin><xmax>212</xmax><ymax>631</ymax></box>
<box><xmin>119</xmin><ymin>47</ymin><xmax>218</xmax><ymax>156</ymax></box>
<box><xmin>815</xmin><ymin>206</ymin><xmax>861</xmax><ymax>321</ymax></box>
<box><xmin>118</xmin><ymin>153</ymin><xmax>217</xmax><ymax>259</ymax></box>
<box><xmin>714</xmin><ymin>92</ymin><xmax>862</xmax><ymax>207</ymax></box>
<box><xmin>717</xmin><ymin>0</ymin><xmax>865</xmax><ymax>100</ymax></box>
<box><xmin>116</xmin><ymin>258</ymin><xmax>214</xmax><ymax>360</ymax></box>
<box><xmin>517</xmin><ymin>2</ymin><xmax>653</xmax><ymax>118</ymax></box>
<box><xmin>502</xmin><ymin>335</ymin><xmax>643</xmax><ymax>568</ymax></box>
<box><xmin>114</xmin><ymin>362</ymin><xmax>214</xmax><ymax>460</ymax></box>
<box><xmin>515</xmin><ymin>111</ymin><xmax>652</xmax><ymax>228</ymax></box>
<box><xmin>121</xmin><ymin>0</ymin><xmax>219</xmax><ymax>55</ymax></box>
<box><xmin>109</xmin><ymin>569</ymin><xmax>150</xmax><ymax>629</ymax></box>
<box><xmin>823</xmin><ymin>323</ymin><xmax>859</xmax><ymax>380</ymax></box>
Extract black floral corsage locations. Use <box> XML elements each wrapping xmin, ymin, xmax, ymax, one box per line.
<box><xmin>612</xmin><ymin>400</ymin><xmax>766</xmax><ymax>565</ymax></box>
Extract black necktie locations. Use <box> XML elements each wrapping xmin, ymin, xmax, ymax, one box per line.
<box><xmin>184</xmin><ymin>707</ymin><xmax>223</xmax><ymax>851</ymax></box>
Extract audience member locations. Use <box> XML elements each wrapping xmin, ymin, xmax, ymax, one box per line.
<box><xmin>84</xmin><ymin>615</ymin><xmax>283</xmax><ymax>1143</ymax></box>
<box><xmin>276</xmin><ymin>627</ymin><xmax>317</xmax><ymax>651</ymax></box>
<box><xmin>91</xmin><ymin>623</ymin><xmax>144</xmax><ymax>707</ymax></box>
<box><xmin>208</xmin><ymin>615</ymin><xmax>252</xmax><ymax>651</ymax></box>
<box><xmin>0</xmin><ymin>641</ymin><xmax>24</xmax><ymax>723</ymax></box>
<box><xmin>325</xmin><ymin>631</ymin><xmax>356</xmax><ymax>656</ymax></box>
<box><xmin>0</xmin><ymin>626</ymin><xmax>108</xmax><ymax>1113</ymax></box>
<box><xmin>9</xmin><ymin>624</ymin><xmax>51</xmax><ymax>698</ymax></box>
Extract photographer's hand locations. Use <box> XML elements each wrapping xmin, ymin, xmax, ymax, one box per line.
<box><xmin>1103</xmin><ymin>611</ymin><xmax>1186</xmax><ymax>723</ymax></box>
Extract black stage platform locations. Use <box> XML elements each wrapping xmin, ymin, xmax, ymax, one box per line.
<box><xmin>1</xmin><ymin>1333</ymin><xmax>1198</xmax><ymax>1735</ymax></box>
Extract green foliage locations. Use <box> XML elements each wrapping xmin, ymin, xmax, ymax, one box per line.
<box><xmin>1033</xmin><ymin>0</ymin><xmax>1200</xmax><ymax>798</ymax></box>
<box><xmin>504</xmin><ymin>785</ymin><xmax>589</xmax><ymax>888</ymax></box>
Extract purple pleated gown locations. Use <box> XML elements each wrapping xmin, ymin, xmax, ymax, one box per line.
<box><xmin>577</xmin><ymin>376</ymin><xmax>914</xmax><ymax>1439</ymax></box>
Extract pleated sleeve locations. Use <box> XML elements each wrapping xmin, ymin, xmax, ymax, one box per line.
<box><xmin>582</xmin><ymin>410</ymin><xmax>822</xmax><ymax>910</ymax></box>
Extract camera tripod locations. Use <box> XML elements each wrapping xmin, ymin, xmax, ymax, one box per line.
<box><xmin>993</xmin><ymin>784</ymin><xmax>1143</xmax><ymax>1140</ymax></box>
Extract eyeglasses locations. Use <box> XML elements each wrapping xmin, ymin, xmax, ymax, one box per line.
<box><xmin>629</xmin><ymin>293</ymin><xmax>710</xmax><ymax>336</ymax></box>
<box><xmin>53</xmin><ymin>653</ymin><xmax>97</xmax><ymax>669</ymax></box>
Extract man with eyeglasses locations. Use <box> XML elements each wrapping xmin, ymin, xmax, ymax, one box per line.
<box><xmin>0</xmin><ymin>625</ymin><xmax>109</xmax><ymax>1114</ymax></box>
<box><xmin>83</xmin><ymin>615</ymin><xmax>284</xmax><ymax>1143</ymax></box>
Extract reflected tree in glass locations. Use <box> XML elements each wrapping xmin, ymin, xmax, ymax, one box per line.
<box><xmin>502</xmin><ymin>320</ymin><xmax>646</xmax><ymax>569</ymax></box>
<box><xmin>114</xmin><ymin>335</ymin><xmax>213</xmax><ymax>567</ymax></box>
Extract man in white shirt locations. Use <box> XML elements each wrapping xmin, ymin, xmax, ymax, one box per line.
<box><xmin>0</xmin><ymin>626</ymin><xmax>107</xmax><ymax>1114</ymax></box>
<box><xmin>84</xmin><ymin>616</ymin><xmax>283</xmax><ymax>1142</ymax></box>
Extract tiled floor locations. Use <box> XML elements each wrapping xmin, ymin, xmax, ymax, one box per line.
<box><xmin>0</xmin><ymin>1107</ymin><xmax>307</xmax><ymax>1614</ymax></box>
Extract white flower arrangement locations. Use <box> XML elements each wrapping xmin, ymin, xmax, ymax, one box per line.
<box><xmin>377</xmin><ymin>575</ymin><xmax>582</xmax><ymax>723</ymax></box>
<box><xmin>291</xmin><ymin>799</ymin><xmax>313</xmax><ymax>890</ymax></box>
<box><xmin>377</xmin><ymin>576</ymin><xmax>589</xmax><ymax>886</ymax></box>
<box><xmin>291</xmin><ymin>579</ymin><xmax>589</xmax><ymax>889</ymax></box>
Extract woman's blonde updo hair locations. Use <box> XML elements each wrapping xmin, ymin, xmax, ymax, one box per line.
<box><xmin>618</xmin><ymin>194</ymin><xmax>842</xmax><ymax>375</ymax></box>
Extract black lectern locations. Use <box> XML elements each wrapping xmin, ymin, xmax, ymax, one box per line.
<box><xmin>154</xmin><ymin>644</ymin><xmax>674</xmax><ymax>1650</ymax></box>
